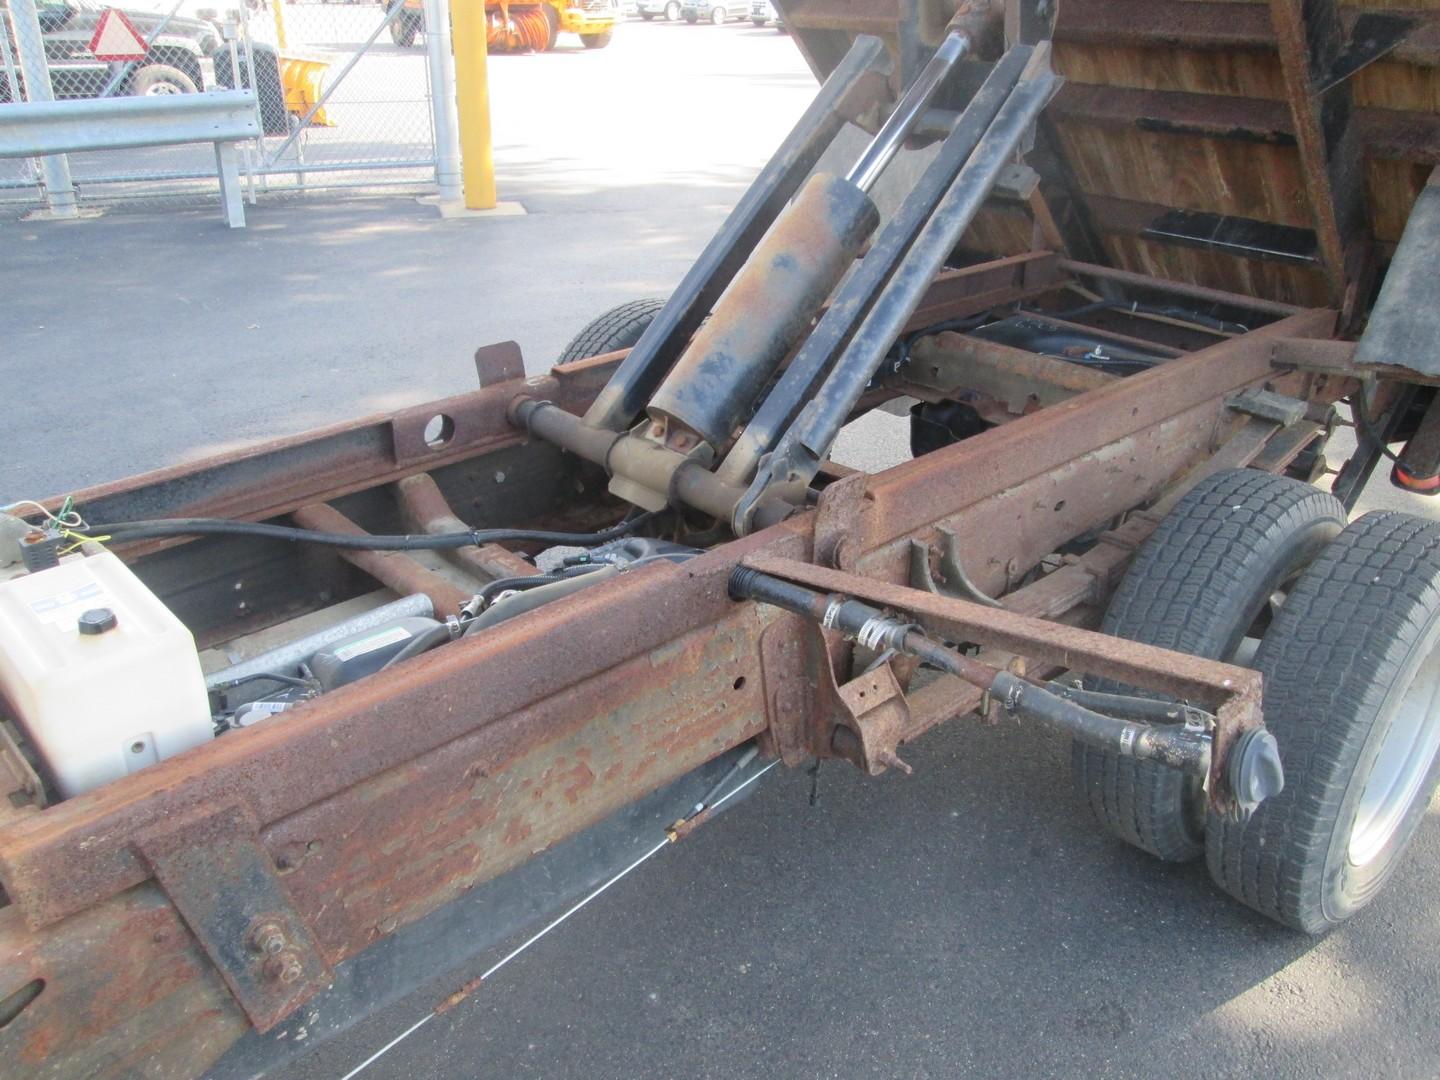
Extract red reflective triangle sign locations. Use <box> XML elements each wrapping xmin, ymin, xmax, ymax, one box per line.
<box><xmin>89</xmin><ymin>8</ymin><xmax>149</xmax><ymax>62</ymax></box>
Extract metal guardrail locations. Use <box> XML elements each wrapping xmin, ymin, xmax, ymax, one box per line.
<box><xmin>0</xmin><ymin>90</ymin><xmax>259</xmax><ymax>225</ymax></box>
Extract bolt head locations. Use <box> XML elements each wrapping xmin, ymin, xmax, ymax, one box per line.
<box><xmin>264</xmin><ymin>951</ymin><xmax>304</xmax><ymax>985</ymax></box>
<box><xmin>250</xmin><ymin>921</ymin><xmax>288</xmax><ymax>956</ymax></box>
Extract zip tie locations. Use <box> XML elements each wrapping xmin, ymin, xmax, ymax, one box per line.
<box><xmin>339</xmin><ymin>758</ymin><xmax>778</xmax><ymax>1080</ymax></box>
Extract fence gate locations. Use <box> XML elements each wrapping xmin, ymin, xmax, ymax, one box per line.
<box><xmin>0</xmin><ymin>0</ymin><xmax>444</xmax><ymax>212</ymax></box>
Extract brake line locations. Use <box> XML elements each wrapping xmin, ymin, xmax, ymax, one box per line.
<box><xmin>338</xmin><ymin>755</ymin><xmax>779</xmax><ymax>1080</ymax></box>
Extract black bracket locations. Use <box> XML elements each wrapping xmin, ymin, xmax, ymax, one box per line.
<box><xmin>137</xmin><ymin>803</ymin><xmax>332</xmax><ymax>1033</ymax></box>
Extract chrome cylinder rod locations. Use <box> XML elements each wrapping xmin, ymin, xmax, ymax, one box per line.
<box><xmin>844</xmin><ymin>30</ymin><xmax>971</xmax><ymax>194</ymax></box>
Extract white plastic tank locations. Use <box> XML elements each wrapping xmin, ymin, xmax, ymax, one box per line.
<box><xmin>0</xmin><ymin>551</ymin><xmax>213</xmax><ymax>798</ymax></box>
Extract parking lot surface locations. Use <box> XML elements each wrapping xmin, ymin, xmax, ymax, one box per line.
<box><xmin>4</xmin><ymin>17</ymin><xmax>1437</xmax><ymax>1080</ymax></box>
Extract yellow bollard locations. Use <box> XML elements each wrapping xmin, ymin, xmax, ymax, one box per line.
<box><xmin>270</xmin><ymin>0</ymin><xmax>288</xmax><ymax>50</ymax></box>
<box><xmin>450</xmin><ymin>0</ymin><xmax>497</xmax><ymax>210</ymax></box>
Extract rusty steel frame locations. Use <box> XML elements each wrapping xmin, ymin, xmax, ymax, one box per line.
<box><xmin>0</xmin><ymin>251</ymin><xmax>1345</xmax><ymax>1075</ymax></box>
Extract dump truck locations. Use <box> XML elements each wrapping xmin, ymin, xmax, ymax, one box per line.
<box><xmin>390</xmin><ymin>0</ymin><xmax>619</xmax><ymax>50</ymax></box>
<box><xmin>4</xmin><ymin>0</ymin><xmax>1440</xmax><ymax>1074</ymax></box>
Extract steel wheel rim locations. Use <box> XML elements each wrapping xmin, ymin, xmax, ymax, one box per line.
<box><xmin>1348</xmin><ymin>639</ymin><xmax>1440</xmax><ymax>868</ymax></box>
<box><xmin>146</xmin><ymin>83</ymin><xmax>183</xmax><ymax>95</ymax></box>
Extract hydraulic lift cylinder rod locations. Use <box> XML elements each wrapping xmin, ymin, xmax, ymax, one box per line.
<box><xmin>845</xmin><ymin>30</ymin><xmax>972</xmax><ymax>194</ymax></box>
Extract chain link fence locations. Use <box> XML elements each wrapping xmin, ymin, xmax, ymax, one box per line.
<box><xmin>0</xmin><ymin>0</ymin><xmax>439</xmax><ymax>211</ymax></box>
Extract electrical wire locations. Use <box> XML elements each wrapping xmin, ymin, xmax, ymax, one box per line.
<box><xmin>211</xmin><ymin>671</ymin><xmax>316</xmax><ymax>693</ymax></box>
<box><xmin>337</xmin><ymin>756</ymin><xmax>779</xmax><ymax>1080</ymax></box>
<box><xmin>1</xmin><ymin>498</ymin><xmax>87</xmax><ymax>530</ymax></box>
<box><xmin>83</xmin><ymin>512</ymin><xmax>660</xmax><ymax>551</ymax></box>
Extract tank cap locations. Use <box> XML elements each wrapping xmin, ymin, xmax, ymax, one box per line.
<box><xmin>77</xmin><ymin>607</ymin><xmax>118</xmax><ymax>636</ymax></box>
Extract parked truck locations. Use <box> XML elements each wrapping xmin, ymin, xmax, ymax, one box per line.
<box><xmin>4</xmin><ymin>0</ymin><xmax>1440</xmax><ymax>1075</ymax></box>
<box><xmin>391</xmin><ymin>0</ymin><xmax>618</xmax><ymax>50</ymax></box>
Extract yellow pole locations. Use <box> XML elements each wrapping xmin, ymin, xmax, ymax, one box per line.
<box><xmin>270</xmin><ymin>0</ymin><xmax>289</xmax><ymax>50</ymax></box>
<box><xmin>450</xmin><ymin>0</ymin><xmax>497</xmax><ymax>210</ymax></box>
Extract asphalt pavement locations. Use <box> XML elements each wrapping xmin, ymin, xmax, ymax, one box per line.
<box><xmin>3</xmin><ymin>17</ymin><xmax>1438</xmax><ymax>1080</ymax></box>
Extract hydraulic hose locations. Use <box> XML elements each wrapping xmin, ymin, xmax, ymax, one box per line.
<box><xmin>87</xmin><ymin>512</ymin><xmax>659</xmax><ymax>551</ymax></box>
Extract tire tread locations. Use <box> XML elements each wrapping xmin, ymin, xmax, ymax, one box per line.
<box><xmin>1073</xmin><ymin>469</ymin><xmax>1346</xmax><ymax>861</ymax></box>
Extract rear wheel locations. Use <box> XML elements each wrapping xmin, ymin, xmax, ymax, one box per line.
<box><xmin>1207</xmin><ymin>511</ymin><xmax>1440</xmax><ymax>933</ymax></box>
<box><xmin>390</xmin><ymin>13</ymin><xmax>419</xmax><ymax>46</ymax></box>
<box><xmin>751</xmin><ymin>17</ymin><xmax>766</xmax><ymax>26</ymax></box>
<box><xmin>558</xmin><ymin>298</ymin><xmax>666</xmax><ymax>363</ymax></box>
<box><xmin>131</xmin><ymin>64</ymin><xmax>196</xmax><ymax>96</ymax></box>
<box><xmin>1072</xmin><ymin>469</ymin><xmax>1346</xmax><ymax>862</ymax></box>
<box><xmin>665</xmin><ymin>1</ymin><xmax>680</xmax><ymax>18</ymax></box>
<box><xmin>711</xmin><ymin>6</ymin><xmax>727</xmax><ymax>24</ymax></box>
<box><xmin>641</xmin><ymin>11</ymin><xmax>655</xmax><ymax>19</ymax></box>
<box><xmin>581</xmin><ymin>29</ymin><xmax>613</xmax><ymax>48</ymax></box>
<box><xmin>540</xmin><ymin>4</ymin><xmax>560</xmax><ymax>50</ymax></box>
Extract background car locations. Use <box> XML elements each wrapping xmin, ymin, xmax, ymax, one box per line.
<box><xmin>635</xmin><ymin>0</ymin><xmax>680</xmax><ymax>20</ymax></box>
<box><xmin>748</xmin><ymin>0</ymin><xmax>774</xmax><ymax>26</ymax></box>
<box><xmin>681</xmin><ymin>1</ymin><xmax>747</xmax><ymax>24</ymax></box>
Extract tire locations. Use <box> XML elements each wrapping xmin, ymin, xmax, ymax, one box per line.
<box><xmin>558</xmin><ymin>299</ymin><xmax>667</xmax><ymax>363</ymax></box>
<box><xmin>684</xmin><ymin>14</ymin><xmax>697</xmax><ymax>23</ymax></box>
<box><xmin>540</xmin><ymin>4</ymin><xmax>560</xmax><ymax>50</ymax></box>
<box><xmin>1207</xmin><ymin>511</ymin><xmax>1440</xmax><ymax>933</ymax></box>
<box><xmin>130</xmin><ymin>64</ymin><xmax>197</xmax><ymax>96</ymax></box>
<box><xmin>664</xmin><ymin>1</ymin><xmax>680</xmax><ymax>18</ymax></box>
<box><xmin>751</xmin><ymin>17</ymin><xmax>766</xmax><ymax>26</ymax></box>
<box><xmin>711</xmin><ymin>6</ymin><xmax>727</xmax><ymax>24</ymax></box>
<box><xmin>211</xmin><ymin>43</ymin><xmax>288</xmax><ymax>135</ymax></box>
<box><xmin>581</xmin><ymin>29</ymin><xmax>613</xmax><ymax>48</ymax></box>
<box><xmin>1072</xmin><ymin>470</ymin><xmax>1346</xmax><ymax>862</ymax></box>
<box><xmin>390</xmin><ymin>13</ymin><xmax>419</xmax><ymax>46</ymax></box>
<box><xmin>641</xmin><ymin>11</ymin><xmax>655</xmax><ymax>18</ymax></box>
<box><xmin>909</xmin><ymin>400</ymin><xmax>990</xmax><ymax>457</ymax></box>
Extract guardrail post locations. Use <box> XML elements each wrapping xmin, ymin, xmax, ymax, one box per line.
<box><xmin>424</xmin><ymin>0</ymin><xmax>462</xmax><ymax>202</ymax></box>
<box><xmin>7</xmin><ymin>0</ymin><xmax>78</xmax><ymax>218</ymax></box>
<box><xmin>450</xmin><ymin>0</ymin><xmax>496</xmax><ymax>210</ymax></box>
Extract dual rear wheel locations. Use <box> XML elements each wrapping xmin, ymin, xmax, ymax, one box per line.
<box><xmin>1076</xmin><ymin>469</ymin><xmax>1440</xmax><ymax>933</ymax></box>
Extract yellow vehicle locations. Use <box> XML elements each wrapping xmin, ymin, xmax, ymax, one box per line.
<box><xmin>391</xmin><ymin>0</ymin><xmax>618</xmax><ymax>51</ymax></box>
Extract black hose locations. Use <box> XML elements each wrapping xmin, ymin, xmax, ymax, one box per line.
<box><xmin>88</xmin><ymin>512</ymin><xmax>659</xmax><ymax>551</ymax></box>
<box><xmin>380</xmin><ymin>623</ymin><xmax>453</xmax><ymax>671</ymax></box>
<box><xmin>211</xmin><ymin>671</ymin><xmax>316</xmax><ymax>693</ymax></box>
<box><xmin>475</xmin><ymin>565</ymin><xmax>605</xmax><ymax>607</ymax></box>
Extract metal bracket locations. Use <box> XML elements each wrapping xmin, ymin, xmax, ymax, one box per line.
<box><xmin>757</xmin><ymin>614</ymin><xmax>830</xmax><ymax>767</ymax></box>
<box><xmin>812</xmin><ymin>471</ymin><xmax>868</xmax><ymax>570</ymax></box>
<box><xmin>908</xmin><ymin>526</ymin><xmax>1005</xmax><ymax>608</ymax></box>
<box><xmin>136</xmin><ymin>803</ymin><xmax>332</xmax><ymax>1033</ymax></box>
<box><xmin>473</xmin><ymin>340</ymin><xmax>525</xmax><ymax>388</ymax></box>
<box><xmin>832</xmin><ymin>662</ymin><xmax>914</xmax><ymax>776</ymax></box>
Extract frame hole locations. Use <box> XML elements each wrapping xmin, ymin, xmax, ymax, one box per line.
<box><xmin>0</xmin><ymin>979</ymin><xmax>44</xmax><ymax>1029</ymax></box>
<box><xmin>732</xmin><ymin>677</ymin><xmax>746</xmax><ymax>691</ymax></box>
<box><xmin>423</xmin><ymin>414</ymin><xmax>455</xmax><ymax>450</ymax></box>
